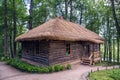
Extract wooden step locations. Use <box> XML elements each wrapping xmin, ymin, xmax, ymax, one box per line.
<box><xmin>82</xmin><ymin>62</ymin><xmax>90</xmax><ymax>65</ymax></box>
<box><xmin>81</xmin><ymin>58</ymin><xmax>92</xmax><ymax>65</ymax></box>
<box><xmin>83</xmin><ymin>60</ymin><xmax>90</xmax><ymax>63</ymax></box>
<box><xmin>82</xmin><ymin>59</ymin><xmax>90</xmax><ymax>61</ymax></box>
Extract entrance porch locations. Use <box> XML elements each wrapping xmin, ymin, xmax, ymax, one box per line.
<box><xmin>81</xmin><ymin>43</ymin><xmax>101</xmax><ymax>65</ymax></box>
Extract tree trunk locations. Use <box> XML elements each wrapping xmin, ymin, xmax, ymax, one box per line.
<box><xmin>9</xmin><ymin>33</ymin><xmax>13</xmax><ymax>58</ymax></box>
<box><xmin>65</xmin><ymin>0</ymin><xmax>68</xmax><ymax>19</ymax></box>
<box><xmin>110</xmin><ymin>0</ymin><xmax>120</xmax><ymax>37</ymax></box>
<box><xmin>110</xmin><ymin>0</ymin><xmax>120</xmax><ymax>62</ymax></box>
<box><xmin>112</xmin><ymin>29</ymin><xmax>115</xmax><ymax>62</ymax></box>
<box><xmin>28</xmin><ymin>0</ymin><xmax>33</xmax><ymax>30</ymax></box>
<box><xmin>107</xmin><ymin>16</ymin><xmax>112</xmax><ymax>62</ymax></box>
<box><xmin>104</xmin><ymin>40</ymin><xmax>106</xmax><ymax>61</ymax></box>
<box><xmin>69</xmin><ymin>0</ymin><xmax>72</xmax><ymax>21</ymax></box>
<box><xmin>117</xmin><ymin>36</ymin><xmax>119</xmax><ymax>62</ymax></box>
<box><xmin>79</xmin><ymin>4</ymin><xmax>83</xmax><ymax>24</ymax></box>
<box><xmin>13</xmin><ymin>0</ymin><xmax>17</xmax><ymax>58</ymax></box>
<box><xmin>108</xmin><ymin>39</ymin><xmax>112</xmax><ymax>62</ymax></box>
<box><xmin>4</xmin><ymin>0</ymin><xmax>9</xmax><ymax>58</ymax></box>
<box><xmin>106</xmin><ymin>41</ymin><xmax>109</xmax><ymax>61</ymax></box>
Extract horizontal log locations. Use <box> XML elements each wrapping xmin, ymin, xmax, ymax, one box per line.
<box><xmin>22</xmin><ymin>54</ymin><xmax>49</xmax><ymax>65</ymax></box>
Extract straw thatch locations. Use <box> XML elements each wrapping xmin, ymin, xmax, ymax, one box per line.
<box><xmin>16</xmin><ymin>17</ymin><xmax>104</xmax><ymax>43</ymax></box>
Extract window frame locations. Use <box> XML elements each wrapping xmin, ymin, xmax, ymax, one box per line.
<box><xmin>66</xmin><ymin>43</ymin><xmax>70</xmax><ymax>55</ymax></box>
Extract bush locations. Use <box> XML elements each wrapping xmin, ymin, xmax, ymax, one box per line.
<box><xmin>7</xmin><ymin>59</ymin><xmax>40</xmax><ymax>73</ymax></box>
<box><xmin>66</xmin><ymin>64</ymin><xmax>71</xmax><ymax>69</ymax></box>
<box><xmin>54</xmin><ymin>65</ymin><xmax>62</xmax><ymax>72</ymax></box>
<box><xmin>0</xmin><ymin>57</ymin><xmax>10</xmax><ymax>61</ymax></box>
<box><xmin>54</xmin><ymin>65</ymin><xmax>66</xmax><ymax>71</ymax></box>
<box><xmin>41</xmin><ymin>68</ymin><xmax>49</xmax><ymax>73</ymax></box>
<box><xmin>59</xmin><ymin>65</ymin><xmax>65</xmax><ymax>71</ymax></box>
<box><xmin>0</xmin><ymin>57</ymin><xmax>5</xmax><ymax>61</ymax></box>
<box><xmin>6</xmin><ymin>59</ymin><xmax>71</xmax><ymax>73</ymax></box>
<box><xmin>48</xmin><ymin>66</ymin><xmax>55</xmax><ymax>72</ymax></box>
<box><xmin>109</xmin><ymin>70</ymin><xmax>120</xmax><ymax>80</ymax></box>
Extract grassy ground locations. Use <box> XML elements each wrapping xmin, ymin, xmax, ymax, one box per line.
<box><xmin>89</xmin><ymin>68</ymin><xmax>120</xmax><ymax>80</ymax></box>
<box><xmin>95</xmin><ymin>61</ymin><xmax>120</xmax><ymax>66</ymax></box>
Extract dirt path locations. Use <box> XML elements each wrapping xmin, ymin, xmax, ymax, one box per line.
<box><xmin>0</xmin><ymin>62</ymin><xmax>119</xmax><ymax>80</ymax></box>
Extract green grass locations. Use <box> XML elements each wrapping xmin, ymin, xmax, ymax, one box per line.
<box><xmin>90</xmin><ymin>68</ymin><xmax>120</xmax><ymax>80</ymax></box>
<box><xmin>95</xmin><ymin>61</ymin><xmax>120</xmax><ymax>66</ymax></box>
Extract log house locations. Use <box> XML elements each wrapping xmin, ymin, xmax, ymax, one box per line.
<box><xmin>16</xmin><ymin>17</ymin><xmax>104</xmax><ymax>66</ymax></box>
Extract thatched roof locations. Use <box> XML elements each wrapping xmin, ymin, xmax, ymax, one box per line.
<box><xmin>16</xmin><ymin>17</ymin><xmax>104</xmax><ymax>43</ymax></box>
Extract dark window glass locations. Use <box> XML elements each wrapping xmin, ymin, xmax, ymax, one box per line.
<box><xmin>66</xmin><ymin>43</ymin><xmax>70</xmax><ymax>55</ymax></box>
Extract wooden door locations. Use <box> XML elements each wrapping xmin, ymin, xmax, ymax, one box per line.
<box><xmin>85</xmin><ymin>45</ymin><xmax>90</xmax><ymax>57</ymax></box>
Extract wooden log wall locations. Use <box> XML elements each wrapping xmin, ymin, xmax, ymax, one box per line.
<box><xmin>49</xmin><ymin>41</ymin><xmax>66</xmax><ymax>65</ymax></box>
<box><xmin>21</xmin><ymin>40</ymin><xmax>101</xmax><ymax>66</ymax></box>
<box><xmin>70</xmin><ymin>42</ymin><xmax>83</xmax><ymax>60</ymax></box>
<box><xmin>49</xmin><ymin>41</ymin><xmax>83</xmax><ymax>65</ymax></box>
<box><xmin>22</xmin><ymin>40</ymin><xmax>49</xmax><ymax>65</ymax></box>
<box><xmin>93</xmin><ymin>44</ymin><xmax>100</xmax><ymax>52</ymax></box>
<box><xmin>90</xmin><ymin>43</ymin><xmax>101</xmax><ymax>62</ymax></box>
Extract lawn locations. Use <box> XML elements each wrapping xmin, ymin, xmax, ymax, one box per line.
<box><xmin>95</xmin><ymin>61</ymin><xmax>120</xmax><ymax>66</ymax></box>
<box><xmin>90</xmin><ymin>68</ymin><xmax>120</xmax><ymax>80</ymax></box>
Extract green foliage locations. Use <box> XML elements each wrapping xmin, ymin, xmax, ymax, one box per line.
<box><xmin>7</xmin><ymin>59</ymin><xmax>71</xmax><ymax>73</ymax></box>
<box><xmin>17</xmin><ymin>48</ymin><xmax>22</xmax><ymax>58</ymax></box>
<box><xmin>41</xmin><ymin>67</ymin><xmax>49</xmax><ymax>73</ymax></box>
<box><xmin>1</xmin><ymin>0</ymin><xmax>120</xmax><ymax>64</ymax></box>
<box><xmin>109</xmin><ymin>70</ymin><xmax>120</xmax><ymax>80</ymax></box>
<box><xmin>95</xmin><ymin>61</ymin><xmax>120</xmax><ymax>66</ymax></box>
<box><xmin>60</xmin><ymin>65</ymin><xmax>65</xmax><ymax>70</ymax></box>
<box><xmin>90</xmin><ymin>68</ymin><xmax>120</xmax><ymax>80</ymax></box>
<box><xmin>49</xmin><ymin>65</ymin><xmax>65</xmax><ymax>72</ymax></box>
<box><xmin>54</xmin><ymin>65</ymin><xmax>65</xmax><ymax>72</ymax></box>
<box><xmin>0</xmin><ymin>54</ymin><xmax>6</xmax><ymax>61</ymax></box>
<box><xmin>66</xmin><ymin>64</ymin><xmax>71</xmax><ymax>69</ymax></box>
<box><xmin>0</xmin><ymin>57</ymin><xmax>6</xmax><ymax>61</ymax></box>
<box><xmin>48</xmin><ymin>66</ymin><xmax>55</xmax><ymax>72</ymax></box>
<box><xmin>7</xmin><ymin>59</ymin><xmax>38</xmax><ymax>73</ymax></box>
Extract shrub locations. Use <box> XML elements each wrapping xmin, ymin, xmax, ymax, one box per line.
<box><xmin>54</xmin><ymin>65</ymin><xmax>65</xmax><ymax>72</ymax></box>
<box><xmin>48</xmin><ymin>66</ymin><xmax>55</xmax><ymax>72</ymax></box>
<box><xmin>59</xmin><ymin>65</ymin><xmax>65</xmax><ymax>71</ymax></box>
<box><xmin>54</xmin><ymin>65</ymin><xmax>66</xmax><ymax>71</ymax></box>
<box><xmin>7</xmin><ymin>59</ymin><xmax>40</xmax><ymax>73</ymax></box>
<box><xmin>41</xmin><ymin>68</ymin><xmax>49</xmax><ymax>73</ymax></box>
<box><xmin>54</xmin><ymin>65</ymin><xmax>61</xmax><ymax>72</ymax></box>
<box><xmin>6</xmin><ymin>59</ymin><xmax>71</xmax><ymax>73</ymax></box>
<box><xmin>0</xmin><ymin>54</ymin><xmax>7</xmax><ymax>61</ymax></box>
<box><xmin>66</xmin><ymin>64</ymin><xmax>71</xmax><ymax>69</ymax></box>
<box><xmin>0</xmin><ymin>57</ymin><xmax>5</xmax><ymax>61</ymax></box>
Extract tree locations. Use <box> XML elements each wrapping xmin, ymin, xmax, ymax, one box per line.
<box><xmin>69</xmin><ymin>0</ymin><xmax>72</xmax><ymax>21</ymax></box>
<box><xmin>0</xmin><ymin>0</ymin><xmax>27</xmax><ymax>58</ymax></box>
<box><xmin>110</xmin><ymin>0</ymin><xmax>120</xmax><ymax>62</ymax></box>
<box><xmin>110</xmin><ymin>0</ymin><xmax>120</xmax><ymax>37</ymax></box>
<box><xmin>64</xmin><ymin>0</ymin><xmax>68</xmax><ymax>19</ymax></box>
<box><xmin>4</xmin><ymin>0</ymin><xmax>9</xmax><ymax>57</ymax></box>
<box><xmin>0</xmin><ymin>0</ymin><xmax>120</xmax><ymax>62</ymax></box>
<box><xmin>28</xmin><ymin>0</ymin><xmax>33</xmax><ymax>30</ymax></box>
<box><xmin>13</xmin><ymin>0</ymin><xmax>17</xmax><ymax>58</ymax></box>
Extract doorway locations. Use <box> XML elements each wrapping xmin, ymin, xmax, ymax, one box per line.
<box><xmin>84</xmin><ymin>45</ymin><xmax>90</xmax><ymax>58</ymax></box>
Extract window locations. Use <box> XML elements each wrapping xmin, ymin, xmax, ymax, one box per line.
<box><xmin>66</xmin><ymin>43</ymin><xmax>70</xmax><ymax>55</ymax></box>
